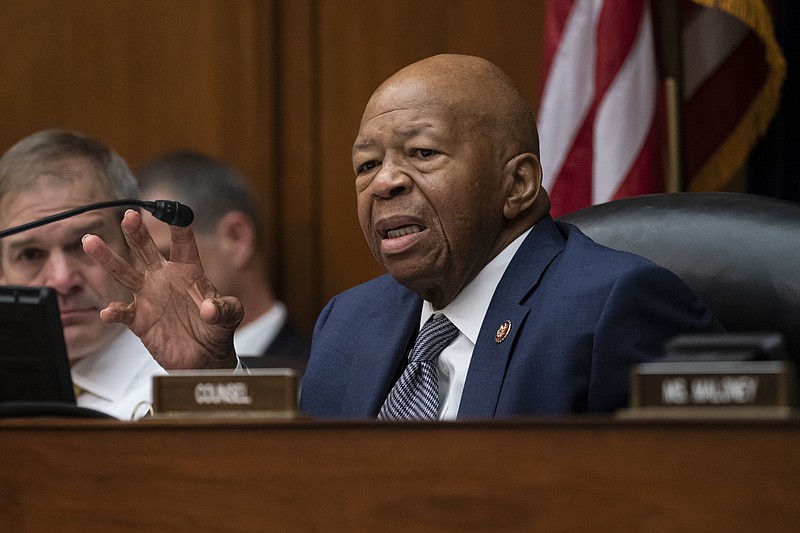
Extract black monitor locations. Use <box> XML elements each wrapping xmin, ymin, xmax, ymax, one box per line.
<box><xmin>0</xmin><ymin>285</ymin><xmax>75</xmax><ymax>403</ymax></box>
<box><xmin>0</xmin><ymin>286</ymin><xmax>112</xmax><ymax>418</ymax></box>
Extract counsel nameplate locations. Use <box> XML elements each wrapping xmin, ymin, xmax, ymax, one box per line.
<box><xmin>152</xmin><ymin>369</ymin><xmax>298</xmax><ymax>418</ymax></box>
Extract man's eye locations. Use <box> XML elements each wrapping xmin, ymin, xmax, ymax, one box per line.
<box><xmin>413</xmin><ymin>148</ymin><xmax>436</xmax><ymax>158</ymax></box>
<box><xmin>357</xmin><ymin>160</ymin><xmax>380</xmax><ymax>174</ymax></box>
<box><xmin>17</xmin><ymin>248</ymin><xmax>44</xmax><ymax>262</ymax></box>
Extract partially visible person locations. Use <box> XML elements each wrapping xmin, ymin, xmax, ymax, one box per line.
<box><xmin>82</xmin><ymin>55</ymin><xmax>725</xmax><ymax>420</ymax></box>
<box><xmin>136</xmin><ymin>151</ymin><xmax>309</xmax><ymax>373</ymax></box>
<box><xmin>0</xmin><ymin>129</ymin><xmax>166</xmax><ymax>419</ymax></box>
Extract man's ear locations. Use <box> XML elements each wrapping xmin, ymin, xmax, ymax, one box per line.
<box><xmin>216</xmin><ymin>211</ymin><xmax>257</xmax><ymax>270</ymax></box>
<box><xmin>502</xmin><ymin>152</ymin><xmax>542</xmax><ymax>219</ymax></box>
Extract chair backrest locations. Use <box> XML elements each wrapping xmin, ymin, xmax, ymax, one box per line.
<box><xmin>559</xmin><ymin>192</ymin><xmax>800</xmax><ymax>361</ymax></box>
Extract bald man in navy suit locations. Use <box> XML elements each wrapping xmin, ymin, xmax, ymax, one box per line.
<box><xmin>83</xmin><ymin>54</ymin><xmax>723</xmax><ymax>419</ymax></box>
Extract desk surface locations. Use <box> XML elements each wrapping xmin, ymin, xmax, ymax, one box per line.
<box><xmin>1</xmin><ymin>416</ymin><xmax>799</xmax><ymax>532</ymax></box>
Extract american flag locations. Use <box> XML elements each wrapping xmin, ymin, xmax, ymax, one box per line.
<box><xmin>682</xmin><ymin>0</ymin><xmax>785</xmax><ymax>191</ymax></box>
<box><xmin>537</xmin><ymin>0</ymin><xmax>785</xmax><ymax>217</ymax></box>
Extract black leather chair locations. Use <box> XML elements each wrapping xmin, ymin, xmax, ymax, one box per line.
<box><xmin>559</xmin><ymin>192</ymin><xmax>800</xmax><ymax>361</ymax></box>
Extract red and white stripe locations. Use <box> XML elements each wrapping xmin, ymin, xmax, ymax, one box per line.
<box><xmin>538</xmin><ymin>0</ymin><xmax>661</xmax><ymax>217</ymax></box>
<box><xmin>681</xmin><ymin>1</ymin><xmax>766</xmax><ymax>190</ymax></box>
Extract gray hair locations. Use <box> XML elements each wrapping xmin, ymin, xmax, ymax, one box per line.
<box><xmin>0</xmin><ymin>129</ymin><xmax>140</xmax><ymax>211</ymax></box>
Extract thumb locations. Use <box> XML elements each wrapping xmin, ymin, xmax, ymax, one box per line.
<box><xmin>200</xmin><ymin>296</ymin><xmax>244</xmax><ymax>329</ymax></box>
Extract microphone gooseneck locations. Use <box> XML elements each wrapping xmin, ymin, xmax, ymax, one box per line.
<box><xmin>0</xmin><ymin>199</ymin><xmax>195</xmax><ymax>239</ymax></box>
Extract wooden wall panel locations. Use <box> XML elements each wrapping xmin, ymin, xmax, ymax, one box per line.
<box><xmin>274</xmin><ymin>1</ymin><xmax>320</xmax><ymax>335</ymax></box>
<box><xmin>0</xmin><ymin>0</ymin><xmax>275</xmax><ymax>186</ymax></box>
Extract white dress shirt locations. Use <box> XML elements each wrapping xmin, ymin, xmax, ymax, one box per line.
<box><xmin>71</xmin><ymin>328</ymin><xmax>167</xmax><ymax>420</ymax></box>
<box><xmin>420</xmin><ymin>228</ymin><xmax>532</xmax><ymax>420</ymax></box>
<box><xmin>233</xmin><ymin>301</ymin><xmax>287</xmax><ymax>356</ymax></box>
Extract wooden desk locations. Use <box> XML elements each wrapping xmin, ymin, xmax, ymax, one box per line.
<box><xmin>1</xmin><ymin>417</ymin><xmax>798</xmax><ymax>532</ymax></box>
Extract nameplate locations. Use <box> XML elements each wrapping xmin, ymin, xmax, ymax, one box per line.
<box><xmin>152</xmin><ymin>369</ymin><xmax>298</xmax><ymax>418</ymax></box>
<box><xmin>628</xmin><ymin>360</ymin><xmax>796</xmax><ymax>411</ymax></box>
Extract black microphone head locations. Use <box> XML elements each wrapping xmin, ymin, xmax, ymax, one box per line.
<box><xmin>145</xmin><ymin>200</ymin><xmax>194</xmax><ymax>227</ymax></box>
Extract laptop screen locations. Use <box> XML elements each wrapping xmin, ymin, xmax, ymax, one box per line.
<box><xmin>0</xmin><ymin>285</ymin><xmax>75</xmax><ymax>403</ymax></box>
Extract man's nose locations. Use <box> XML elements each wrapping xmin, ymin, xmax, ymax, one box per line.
<box><xmin>42</xmin><ymin>251</ymin><xmax>83</xmax><ymax>294</ymax></box>
<box><xmin>371</xmin><ymin>159</ymin><xmax>413</xmax><ymax>199</ymax></box>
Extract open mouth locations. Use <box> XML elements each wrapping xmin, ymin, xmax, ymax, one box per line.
<box><xmin>386</xmin><ymin>224</ymin><xmax>424</xmax><ymax>239</ymax></box>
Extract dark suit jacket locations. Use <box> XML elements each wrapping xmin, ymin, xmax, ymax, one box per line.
<box><xmin>299</xmin><ymin>216</ymin><xmax>724</xmax><ymax>419</ymax></box>
<box><xmin>239</xmin><ymin>320</ymin><xmax>310</xmax><ymax>375</ymax></box>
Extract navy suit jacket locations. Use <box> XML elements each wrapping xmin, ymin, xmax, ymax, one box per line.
<box><xmin>299</xmin><ymin>216</ymin><xmax>723</xmax><ymax>419</ymax></box>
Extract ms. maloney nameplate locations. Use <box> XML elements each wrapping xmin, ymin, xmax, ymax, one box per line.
<box><xmin>622</xmin><ymin>360</ymin><xmax>797</xmax><ymax>419</ymax></box>
<box><xmin>152</xmin><ymin>369</ymin><xmax>298</xmax><ymax>418</ymax></box>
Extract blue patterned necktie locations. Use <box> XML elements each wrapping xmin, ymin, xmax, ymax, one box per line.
<box><xmin>378</xmin><ymin>314</ymin><xmax>460</xmax><ymax>420</ymax></box>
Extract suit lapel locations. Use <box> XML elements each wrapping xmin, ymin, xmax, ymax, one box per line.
<box><xmin>458</xmin><ymin>216</ymin><xmax>566</xmax><ymax>417</ymax></box>
<box><xmin>457</xmin><ymin>302</ymin><xmax>530</xmax><ymax>417</ymax></box>
<box><xmin>339</xmin><ymin>282</ymin><xmax>421</xmax><ymax>417</ymax></box>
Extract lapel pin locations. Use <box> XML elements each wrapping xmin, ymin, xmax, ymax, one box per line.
<box><xmin>495</xmin><ymin>320</ymin><xmax>512</xmax><ymax>343</ymax></box>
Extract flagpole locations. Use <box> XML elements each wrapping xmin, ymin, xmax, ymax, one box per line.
<box><xmin>654</xmin><ymin>0</ymin><xmax>683</xmax><ymax>193</ymax></box>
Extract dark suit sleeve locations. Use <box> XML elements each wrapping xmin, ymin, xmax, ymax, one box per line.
<box><xmin>587</xmin><ymin>262</ymin><xmax>724</xmax><ymax>411</ymax></box>
<box><xmin>263</xmin><ymin>322</ymin><xmax>310</xmax><ymax>360</ymax></box>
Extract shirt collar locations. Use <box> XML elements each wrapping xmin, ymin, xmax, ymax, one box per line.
<box><xmin>70</xmin><ymin>328</ymin><xmax>159</xmax><ymax>402</ymax></box>
<box><xmin>421</xmin><ymin>227</ymin><xmax>532</xmax><ymax>343</ymax></box>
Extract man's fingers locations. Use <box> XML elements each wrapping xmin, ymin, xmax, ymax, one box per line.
<box><xmin>82</xmin><ymin>233</ymin><xmax>145</xmax><ymax>292</ymax></box>
<box><xmin>121</xmin><ymin>210</ymin><xmax>166</xmax><ymax>269</ymax></box>
<box><xmin>168</xmin><ymin>224</ymin><xmax>202</xmax><ymax>264</ymax></box>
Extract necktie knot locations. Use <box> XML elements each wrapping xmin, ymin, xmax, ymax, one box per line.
<box><xmin>408</xmin><ymin>314</ymin><xmax>460</xmax><ymax>364</ymax></box>
<box><xmin>378</xmin><ymin>314</ymin><xmax>459</xmax><ymax>421</ymax></box>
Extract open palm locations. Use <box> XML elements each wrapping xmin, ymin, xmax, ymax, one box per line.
<box><xmin>82</xmin><ymin>210</ymin><xmax>243</xmax><ymax>370</ymax></box>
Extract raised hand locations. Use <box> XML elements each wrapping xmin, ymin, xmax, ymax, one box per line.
<box><xmin>82</xmin><ymin>209</ymin><xmax>243</xmax><ymax>370</ymax></box>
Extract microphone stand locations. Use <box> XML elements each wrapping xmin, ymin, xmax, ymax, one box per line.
<box><xmin>0</xmin><ymin>199</ymin><xmax>194</xmax><ymax>239</ymax></box>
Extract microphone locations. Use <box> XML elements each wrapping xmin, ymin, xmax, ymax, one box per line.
<box><xmin>0</xmin><ymin>199</ymin><xmax>194</xmax><ymax>239</ymax></box>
